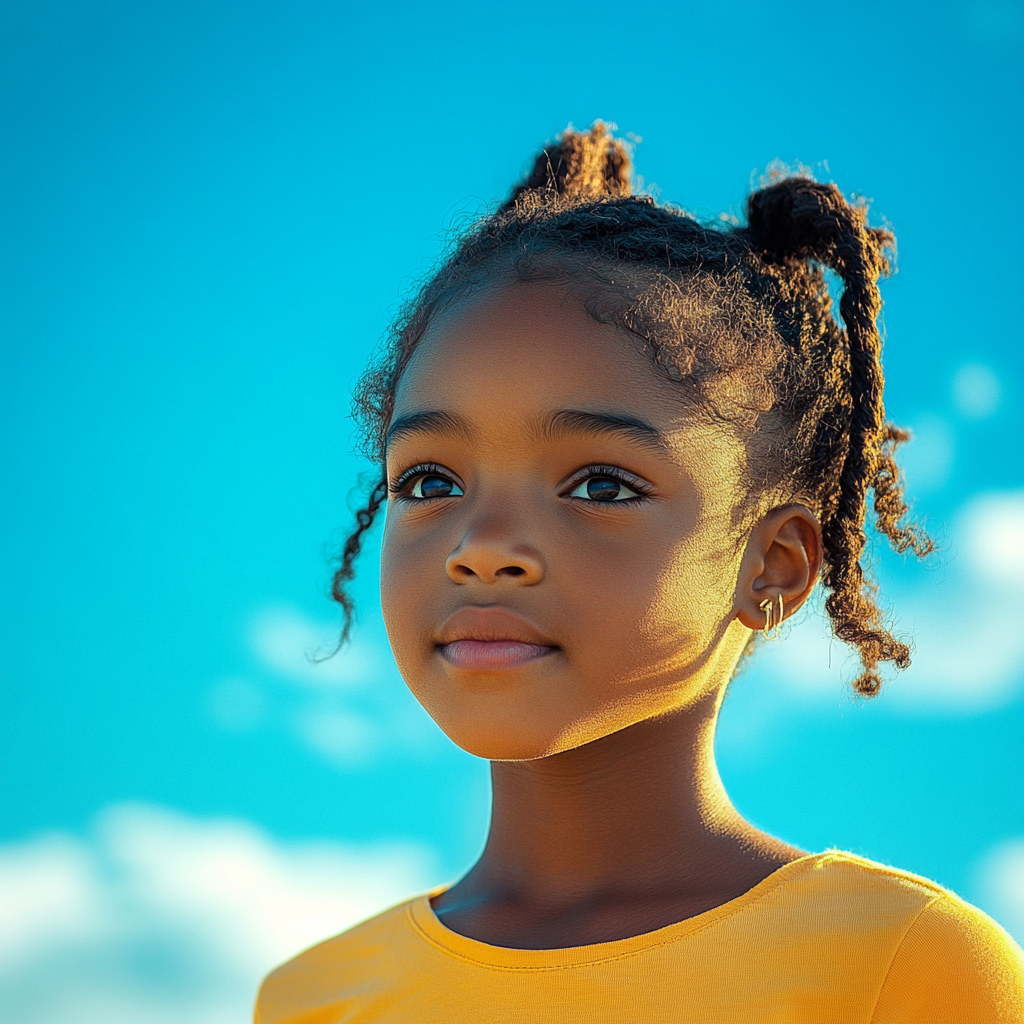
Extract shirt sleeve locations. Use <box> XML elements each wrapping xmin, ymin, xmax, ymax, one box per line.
<box><xmin>870</xmin><ymin>894</ymin><xmax>1024</xmax><ymax>1024</ymax></box>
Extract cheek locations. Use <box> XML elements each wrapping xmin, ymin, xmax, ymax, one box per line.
<box><xmin>649</xmin><ymin>535</ymin><xmax>737</xmax><ymax>630</ymax></box>
<box><xmin>379</xmin><ymin>517</ymin><xmax>437</xmax><ymax>665</ymax></box>
<box><xmin>574</xmin><ymin>529</ymin><xmax>739</xmax><ymax>685</ymax></box>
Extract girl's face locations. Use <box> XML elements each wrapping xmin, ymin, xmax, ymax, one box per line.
<box><xmin>381</xmin><ymin>282</ymin><xmax>754</xmax><ymax>761</ymax></box>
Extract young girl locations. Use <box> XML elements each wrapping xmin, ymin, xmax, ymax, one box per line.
<box><xmin>256</xmin><ymin>124</ymin><xmax>1024</xmax><ymax>1023</ymax></box>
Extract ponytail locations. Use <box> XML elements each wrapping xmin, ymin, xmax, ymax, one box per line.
<box><xmin>747</xmin><ymin>179</ymin><xmax>932</xmax><ymax>694</ymax></box>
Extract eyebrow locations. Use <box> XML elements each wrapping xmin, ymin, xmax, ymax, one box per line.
<box><xmin>538</xmin><ymin>409</ymin><xmax>668</xmax><ymax>453</ymax></box>
<box><xmin>385</xmin><ymin>410</ymin><xmax>474</xmax><ymax>451</ymax></box>
<box><xmin>384</xmin><ymin>408</ymin><xmax>668</xmax><ymax>455</ymax></box>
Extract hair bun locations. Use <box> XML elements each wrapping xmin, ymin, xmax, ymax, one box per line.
<box><xmin>504</xmin><ymin>122</ymin><xmax>632</xmax><ymax>210</ymax></box>
<box><xmin>746</xmin><ymin>177</ymin><xmax>891</xmax><ymax>275</ymax></box>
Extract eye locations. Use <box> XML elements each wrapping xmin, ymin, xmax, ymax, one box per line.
<box><xmin>408</xmin><ymin>472</ymin><xmax>464</xmax><ymax>500</ymax></box>
<box><xmin>567</xmin><ymin>474</ymin><xmax>642</xmax><ymax>503</ymax></box>
<box><xmin>413</xmin><ymin>474</ymin><xmax>462</xmax><ymax>499</ymax></box>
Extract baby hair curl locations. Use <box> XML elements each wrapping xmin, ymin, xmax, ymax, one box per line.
<box><xmin>332</xmin><ymin>122</ymin><xmax>932</xmax><ymax>696</ymax></box>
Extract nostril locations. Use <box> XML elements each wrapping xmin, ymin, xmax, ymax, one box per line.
<box><xmin>446</xmin><ymin>552</ymin><xmax>542</xmax><ymax>584</ymax></box>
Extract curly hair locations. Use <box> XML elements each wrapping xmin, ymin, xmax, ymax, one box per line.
<box><xmin>332</xmin><ymin>122</ymin><xmax>932</xmax><ymax>695</ymax></box>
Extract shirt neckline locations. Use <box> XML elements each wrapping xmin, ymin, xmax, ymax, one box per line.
<box><xmin>407</xmin><ymin>851</ymin><xmax>832</xmax><ymax>970</ymax></box>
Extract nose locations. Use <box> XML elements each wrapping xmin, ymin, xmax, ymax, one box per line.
<box><xmin>445</xmin><ymin>521</ymin><xmax>546</xmax><ymax>586</ymax></box>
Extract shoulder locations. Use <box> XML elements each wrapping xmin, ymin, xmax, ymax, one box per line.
<box><xmin>771</xmin><ymin>849</ymin><xmax>957</xmax><ymax>927</ymax></box>
<box><xmin>871</xmin><ymin>887</ymin><xmax>1024</xmax><ymax>1023</ymax></box>
<box><xmin>788</xmin><ymin>852</ymin><xmax>1023</xmax><ymax>1023</ymax></box>
<box><xmin>254</xmin><ymin>895</ymin><xmax>428</xmax><ymax>1024</ymax></box>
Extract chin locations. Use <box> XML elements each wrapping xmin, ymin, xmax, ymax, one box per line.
<box><xmin>433</xmin><ymin>707</ymin><xmax>628</xmax><ymax>762</ymax></box>
<box><xmin>404</xmin><ymin>668</ymin><xmax>584</xmax><ymax>761</ymax></box>
<box><xmin>420</xmin><ymin>705</ymin><xmax>572</xmax><ymax>761</ymax></box>
<box><xmin>440</xmin><ymin>723</ymin><xmax>561</xmax><ymax>762</ymax></box>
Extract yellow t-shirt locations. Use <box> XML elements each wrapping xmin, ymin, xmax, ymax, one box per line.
<box><xmin>255</xmin><ymin>851</ymin><xmax>1024</xmax><ymax>1024</ymax></box>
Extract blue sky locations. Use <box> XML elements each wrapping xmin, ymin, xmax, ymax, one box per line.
<box><xmin>1</xmin><ymin>1</ymin><xmax>1022</xmax><ymax>1020</ymax></box>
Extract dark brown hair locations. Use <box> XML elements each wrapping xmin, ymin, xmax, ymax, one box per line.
<box><xmin>333</xmin><ymin>123</ymin><xmax>932</xmax><ymax>695</ymax></box>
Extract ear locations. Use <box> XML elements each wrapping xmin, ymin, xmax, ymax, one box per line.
<box><xmin>734</xmin><ymin>504</ymin><xmax>823</xmax><ymax>633</ymax></box>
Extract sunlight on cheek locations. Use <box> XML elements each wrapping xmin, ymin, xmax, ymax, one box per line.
<box><xmin>613</xmin><ymin>543</ymin><xmax>741</xmax><ymax>696</ymax></box>
<box><xmin>643</xmin><ymin>533</ymin><xmax>738</xmax><ymax>638</ymax></box>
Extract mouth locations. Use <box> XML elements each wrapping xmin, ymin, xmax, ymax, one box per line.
<box><xmin>435</xmin><ymin>606</ymin><xmax>559</xmax><ymax>671</ymax></box>
<box><xmin>439</xmin><ymin>639</ymin><xmax>557</xmax><ymax>671</ymax></box>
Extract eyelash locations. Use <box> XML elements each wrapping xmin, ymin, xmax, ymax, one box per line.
<box><xmin>389</xmin><ymin>463</ymin><xmax>653</xmax><ymax>503</ymax></box>
<box><xmin>390</xmin><ymin>463</ymin><xmax>460</xmax><ymax>500</ymax></box>
<box><xmin>561</xmin><ymin>464</ymin><xmax>652</xmax><ymax>504</ymax></box>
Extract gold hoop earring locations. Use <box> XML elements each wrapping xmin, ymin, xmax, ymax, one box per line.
<box><xmin>758</xmin><ymin>593</ymin><xmax>784</xmax><ymax>640</ymax></box>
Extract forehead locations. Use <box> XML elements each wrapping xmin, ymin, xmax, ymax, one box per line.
<box><xmin>394</xmin><ymin>281</ymin><xmax>688</xmax><ymax>428</ymax></box>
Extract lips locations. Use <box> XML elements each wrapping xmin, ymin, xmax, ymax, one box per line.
<box><xmin>436</xmin><ymin>607</ymin><xmax>558</xmax><ymax>671</ymax></box>
<box><xmin>441</xmin><ymin>639</ymin><xmax>555</xmax><ymax>670</ymax></box>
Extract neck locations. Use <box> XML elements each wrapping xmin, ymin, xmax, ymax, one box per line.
<box><xmin>432</xmin><ymin>687</ymin><xmax>804</xmax><ymax>947</ymax></box>
<box><xmin>482</xmin><ymin>690</ymin><xmax>746</xmax><ymax>896</ymax></box>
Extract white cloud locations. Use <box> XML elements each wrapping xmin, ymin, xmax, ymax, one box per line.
<box><xmin>0</xmin><ymin>836</ymin><xmax>108</xmax><ymax>966</ymax></box>
<box><xmin>0</xmin><ymin>804</ymin><xmax>436</xmax><ymax>1024</ymax></box>
<box><xmin>960</xmin><ymin>491</ymin><xmax>1024</xmax><ymax>586</ymax></box>
<box><xmin>887</xmin><ymin>490</ymin><xmax>1024</xmax><ymax>710</ymax></box>
<box><xmin>974</xmin><ymin>838</ymin><xmax>1024</xmax><ymax>945</ymax></box>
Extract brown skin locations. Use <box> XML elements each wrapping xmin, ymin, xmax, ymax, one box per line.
<box><xmin>381</xmin><ymin>281</ymin><xmax>822</xmax><ymax>949</ymax></box>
